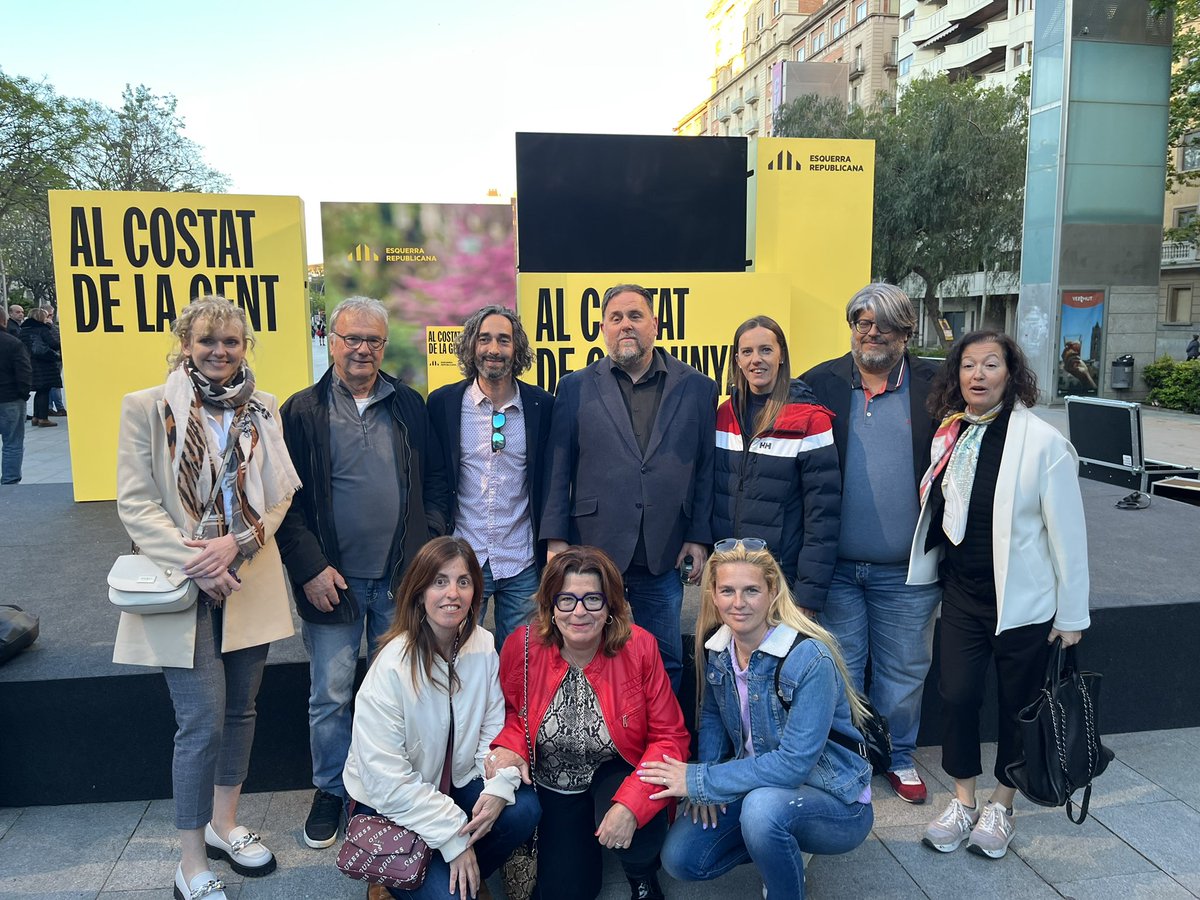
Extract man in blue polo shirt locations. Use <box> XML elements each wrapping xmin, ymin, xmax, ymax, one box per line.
<box><xmin>802</xmin><ymin>283</ymin><xmax>942</xmax><ymax>804</ymax></box>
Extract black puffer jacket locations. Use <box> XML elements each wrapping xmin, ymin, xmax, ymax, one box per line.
<box><xmin>18</xmin><ymin>319</ymin><xmax>62</xmax><ymax>391</ymax></box>
<box><xmin>712</xmin><ymin>379</ymin><xmax>842</xmax><ymax>611</ymax></box>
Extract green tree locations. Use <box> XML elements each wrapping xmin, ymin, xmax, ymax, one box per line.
<box><xmin>774</xmin><ymin>76</ymin><xmax>1028</xmax><ymax>341</ymax></box>
<box><xmin>76</xmin><ymin>85</ymin><xmax>229</xmax><ymax>192</ymax></box>
<box><xmin>1164</xmin><ymin>0</ymin><xmax>1200</xmax><ymax>240</ymax></box>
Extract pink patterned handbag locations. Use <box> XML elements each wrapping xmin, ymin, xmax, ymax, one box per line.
<box><xmin>336</xmin><ymin>814</ymin><xmax>431</xmax><ymax>890</ymax></box>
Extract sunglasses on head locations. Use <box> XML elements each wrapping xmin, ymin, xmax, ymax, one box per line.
<box><xmin>491</xmin><ymin>411</ymin><xmax>506</xmax><ymax>452</ymax></box>
<box><xmin>713</xmin><ymin>537</ymin><xmax>768</xmax><ymax>553</ymax></box>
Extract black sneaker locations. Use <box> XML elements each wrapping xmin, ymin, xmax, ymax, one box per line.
<box><xmin>304</xmin><ymin>789</ymin><xmax>342</xmax><ymax>849</ymax></box>
<box><xmin>627</xmin><ymin>873</ymin><xmax>664</xmax><ymax>900</ymax></box>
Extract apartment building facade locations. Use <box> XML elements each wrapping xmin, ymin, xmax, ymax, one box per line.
<box><xmin>680</xmin><ymin>0</ymin><xmax>900</xmax><ymax>142</ymax></box>
<box><xmin>896</xmin><ymin>0</ymin><xmax>1034</xmax><ymax>92</ymax></box>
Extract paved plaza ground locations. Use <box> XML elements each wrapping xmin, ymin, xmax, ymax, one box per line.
<box><xmin>4</xmin><ymin>350</ymin><xmax>1199</xmax><ymax>897</ymax></box>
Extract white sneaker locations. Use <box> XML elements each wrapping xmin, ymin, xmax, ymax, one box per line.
<box><xmin>922</xmin><ymin>798</ymin><xmax>979</xmax><ymax>853</ymax></box>
<box><xmin>967</xmin><ymin>801</ymin><xmax>1015</xmax><ymax>859</ymax></box>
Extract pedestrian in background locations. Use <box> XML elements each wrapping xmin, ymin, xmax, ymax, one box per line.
<box><xmin>0</xmin><ymin>304</ymin><xmax>31</xmax><ymax>484</ymax></box>
<box><xmin>18</xmin><ymin>307</ymin><xmax>61</xmax><ymax>428</ymax></box>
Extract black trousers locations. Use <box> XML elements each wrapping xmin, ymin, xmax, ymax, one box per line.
<box><xmin>32</xmin><ymin>388</ymin><xmax>49</xmax><ymax>420</ymax></box>
<box><xmin>938</xmin><ymin>586</ymin><xmax>1053</xmax><ymax>787</ymax></box>
<box><xmin>533</xmin><ymin>758</ymin><xmax>668</xmax><ymax>900</ymax></box>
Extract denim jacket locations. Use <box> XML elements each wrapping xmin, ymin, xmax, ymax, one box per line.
<box><xmin>685</xmin><ymin>624</ymin><xmax>872</xmax><ymax>806</ymax></box>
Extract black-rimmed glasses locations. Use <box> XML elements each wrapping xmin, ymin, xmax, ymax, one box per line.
<box><xmin>851</xmin><ymin>319</ymin><xmax>896</xmax><ymax>335</ymax></box>
<box><xmin>714</xmin><ymin>537</ymin><xmax>768</xmax><ymax>553</ymax></box>
<box><xmin>332</xmin><ymin>331</ymin><xmax>387</xmax><ymax>351</ymax></box>
<box><xmin>553</xmin><ymin>592</ymin><xmax>608</xmax><ymax>612</ymax></box>
<box><xmin>491</xmin><ymin>411</ymin><xmax>506</xmax><ymax>452</ymax></box>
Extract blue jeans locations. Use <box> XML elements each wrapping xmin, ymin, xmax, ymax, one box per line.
<box><xmin>480</xmin><ymin>561</ymin><xmax>539</xmax><ymax>655</ymax></box>
<box><xmin>353</xmin><ymin>780</ymin><xmax>540</xmax><ymax>900</ymax></box>
<box><xmin>819</xmin><ymin>559</ymin><xmax>941</xmax><ymax>770</ymax></box>
<box><xmin>49</xmin><ymin>387</ymin><xmax>66</xmax><ymax>413</ymax></box>
<box><xmin>662</xmin><ymin>787</ymin><xmax>873</xmax><ymax>899</ymax></box>
<box><xmin>0</xmin><ymin>399</ymin><xmax>25</xmax><ymax>484</ymax></box>
<box><xmin>300</xmin><ymin>575</ymin><xmax>394</xmax><ymax>796</ymax></box>
<box><xmin>623</xmin><ymin>565</ymin><xmax>684</xmax><ymax>692</ymax></box>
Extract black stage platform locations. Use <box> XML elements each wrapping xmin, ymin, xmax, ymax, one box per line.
<box><xmin>2</xmin><ymin>480</ymin><xmax>1198</xmax><ymax>806</ymax></box>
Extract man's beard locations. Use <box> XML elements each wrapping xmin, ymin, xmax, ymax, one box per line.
<box><xmin>853</xmin><ymin>340</ymin><xmax>902</xmax><ymax>374</ymax></box>
<box><xmin>609</xmin><ymin>336</ymin><xmax>647</xmax><ymax>368</ymax></box>
<box><xmin>477</xmin><ymin>355</ymin><xmax>513</xmax><ymax>381</ymax></box>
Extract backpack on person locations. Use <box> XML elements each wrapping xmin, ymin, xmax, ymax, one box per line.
<box><xmin>775</xmin><ymin>633</ymin><xmax>893</xmax><ymax>774</ymax></box>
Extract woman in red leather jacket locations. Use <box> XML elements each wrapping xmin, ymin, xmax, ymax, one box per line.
<box><xmin>485</xmin><ymin>546</ymin><xmax>689</xmax><ymax>900</ymax></box>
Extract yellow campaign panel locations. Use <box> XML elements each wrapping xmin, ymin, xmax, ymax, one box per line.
<box><xmin>751</xmin><ymin>137</ymin><xmax>875</xmax><ymax>373</ymax></box>
<box><xmin>426</xmin><ymin>325</ymin><xmax>465</xmax><ymax>393</ymax></box>
<box><xmin>47</xmin><ymin>191</ymin><xmax>311</xmax><ymax>501</ymax></box>
<box><xmin>516</xmin><ymin>272</ymin><xmax>791</xmax><ymax>398</ymax></box>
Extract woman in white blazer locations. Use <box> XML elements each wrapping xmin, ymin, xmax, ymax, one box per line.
<box><xmin>342</xmin><ymin>536</ymin><xmax>539</xmax><ymax>900</ymax></box>
<box><xmin>115</xmin><ymin>297</ymin><xmax>300</xmax><ymax>900</ymax></box>
<box><xmin>907</xmin><ymin>331</ymin><xmax>1089</xmax><ymax>861</ymax></box>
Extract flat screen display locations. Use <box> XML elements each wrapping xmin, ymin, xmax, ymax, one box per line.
<box><xmin>515</xmin><ymin>132</ymin><xmax>748</xmax><ymax>273</ymax></box>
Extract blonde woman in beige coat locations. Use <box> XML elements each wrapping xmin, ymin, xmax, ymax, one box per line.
<box><xmin>114</xmin><ymin>297</ymin><xmax>300</xmax><ymax>900</ymax></box>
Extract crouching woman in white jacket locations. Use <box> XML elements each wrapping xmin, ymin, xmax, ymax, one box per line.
<box><xmin>343</xmin><ymin>536</ymin><xmax>540</xmax><ymax>899</ymax></box>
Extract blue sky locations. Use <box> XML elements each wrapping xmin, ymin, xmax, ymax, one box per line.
<box><xmin>2</xmin><ymin>0</ymin><xmax>713</xmax><ymax>261</ymax></box>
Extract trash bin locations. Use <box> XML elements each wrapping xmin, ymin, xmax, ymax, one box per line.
<box><xmin>1111</xmin><ymin>355</ymin><xmax>1134</xmax><ymax>390</ymax></box>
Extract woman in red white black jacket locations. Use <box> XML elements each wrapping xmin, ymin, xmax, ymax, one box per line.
<box><xmin>712</xmin><ymin>316</ymin><xmax>842</xmax><ymax>614</ymax></box>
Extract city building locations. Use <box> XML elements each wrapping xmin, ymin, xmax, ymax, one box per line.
<box><xmin>1158</xmin><ymin>132</ymin><xmax>1200</xmax><ymax>361</ymax></box>
<box><xmin>679</xmin><ymin>0</ymin><xmax>899</xmax><ymax>141</ymax></box>
<box><xmin>895</xmin><ymin>0</ymin><xmax>1034</xmax><ymax>92</ymax></box>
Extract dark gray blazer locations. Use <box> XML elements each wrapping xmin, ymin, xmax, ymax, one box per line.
<box><xmin>540</xmin><ymin>350</ymin><xmax>718</xmax><ymax>575</ymax></box>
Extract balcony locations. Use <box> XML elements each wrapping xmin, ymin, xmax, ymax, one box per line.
<box><xmin>850</xmin><ymin>61</ymin><xmax>866</xmax><ymax>79</ymax></box>
<box><xmin>717</xmin><ymin>103</ymin><xmax>731</xmax><ymax>122</ymax></box>
<box><xmin>944</xmin><ymin>31</ymin><xmax>990</xmax><ymax>69</ymax></box>
<box><xmin>985</xmin><ymin>18</ymin><xmax>1008</xmax><ymax>49</ymax></box>
<box><xmin>946</xmin><ymin>0</ymin><xmax>1007</xmax><ymax>30</ymax></box>
<box><xmin>883</xmin><ymin>51</ymin><xmax>898</xmax><ymax>69</ymax></box>
<box><xmin>914</xmin><ymin>7</ymin><xmax>951</xmax><ymax>45</ymax></box>
<box><xmin>732</xmin><ymin>95</ymin><xmax>746</xmax><ymax>113</ymax></box>
<box><xmin>745</xmin><ymin>87</ymin><xmax>760</xmax><ymax>105</ymax></box>
<box><xmin>1163</xmin><ymin>241</ymin><xmax>1200</xmax><ymax>266</ymax></box>
<box><xmin>745</xmin><ymin>118</ymin><xmax>760</xmax><ymax>135</ymax></box>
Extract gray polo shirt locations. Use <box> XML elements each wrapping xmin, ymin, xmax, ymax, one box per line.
<box><xmin>329</xmin><ymin>374</ymin><xmax>404</xmax><ymax>579</ymax></box>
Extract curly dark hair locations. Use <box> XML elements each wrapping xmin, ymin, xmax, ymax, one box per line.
<box><xmin>927</xmin><ymin>330</ymin><xmax>1038</xmax><ymax>419</ymax></box>
<box><xmin>455</xmin><ymin>305</ymin><xmax>533</xmax><ymax>379</ymax></box>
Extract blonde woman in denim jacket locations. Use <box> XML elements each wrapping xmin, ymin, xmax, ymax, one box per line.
<box><xmin>639</xmin><ymin>539</ymin><xmax>873</xmax><ymax>898</ymax></box>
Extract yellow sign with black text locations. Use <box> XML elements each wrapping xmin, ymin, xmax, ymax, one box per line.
<box><xmin>426</xmin><ymin>325</ymin><xmax>465</xmax><ymax>393</ymax></box>
<box><xmin>47</xmin><ymin>191</ymin><xmax>310</xmax><ymax>501</ymax></box>
<box><xmin>751</xmin><ymin>137</ymin><xmax>875</xmax><ymax>372</ymax></box>
<box><xmin>516</xmin><ymin>273</ymin><xmax>791</xmax><ymax>396</ymax></box>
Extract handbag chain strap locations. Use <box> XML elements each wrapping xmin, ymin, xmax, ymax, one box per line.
<box><xmin>521</xmin><ymin>626</ymin><xmax>536</xmax><ymax>777</ymax></box>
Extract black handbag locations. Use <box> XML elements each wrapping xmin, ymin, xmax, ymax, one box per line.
<box><xmin>1005</xmin><ymin>638</ymin><xmax>1114</xmax><ymax>824</ymax></box>
<box><xmin>0</xmin><ymin>604</ymin><xmax>40</xmax><ymax>665</ymax></box>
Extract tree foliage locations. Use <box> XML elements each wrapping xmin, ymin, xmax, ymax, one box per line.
<box><xmin>76</xmin><ymin>85</ymin><xmax>229</xmax><ymax>193</ymax></box>
<box><xmin>0</xmin><ymin>74</ymin><xmax>228</xmax><ymax>305</ymax></box>
<box><xmin>774</xmin><ymin>76</ymin><xmax>1029</xmax><ymax>341</ymax></box>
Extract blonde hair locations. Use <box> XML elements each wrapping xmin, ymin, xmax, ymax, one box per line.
<box><xmin>167</xmin><ymin>295</ymin><xmax>255</xmax><ymax>371</ymax></box>
<box><xmin>695</xmin><ymin>543</ymin><xmax>868</xmax><ymax>728</ymax></box>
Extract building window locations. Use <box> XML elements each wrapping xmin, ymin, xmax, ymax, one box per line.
<box><xmin>855</xmin><ymin>0</ymin><xmax>868</xmax><ymax>21</ymax></box>
<box><xmin>851</xmin><ymin>84</ymin><xmax>860</xmax><ymax>107</ymax></box>
<box><xmin>774</xmin><ymin>0</ymin><xmax>782</xmax><ymax>14</ymax></box>
<box><xmin>758</xmin><ymin>13</ymin><xmax>765</xmax><ymax>30</ymax></box>
<box><xmin>898</xmin><ymin>53</ymin><xmax>912</xmax><ymax>76</ymax></box>
<box><xmin>833</xmin><ymin>16</ymin><xmax>847</xmax><ymax>37</ymax></box>
<box><xmin>797</xmin><ymin>44</ymin><xmax>807</xmax><ymax>61</ymax></box>
<box><xmin>814</xmin><ymin>31</ymin><xmax>828</xmax><ymax>51</ymax></box>
<box><xmin>1012</xmin><ymin>44</ymin><xmax>1029</xmax><ymax>66</ymax></box>
<box><xmin>1183</xmin><ymin>134</ymin><xmax>1200</xmax><ymax>171</ymax></box>
<box><xmin>1176</xmin><ymin>207</ymin><xmax>1199</xmax><ymax>229</ymax></box>
<box><xmin>893</xmin><ymin>35</ymin><xmax>900</xmax><ymax>55</ymax></box>
<box><xmin>902</xmin><ymin>12</ymin><xmax>913</xmax><ymax>31</ymax></box>
<box><xmin>1168</xmin><ymin>286</ymin><xmax>1194</xmax><ymax>324</ymax></box>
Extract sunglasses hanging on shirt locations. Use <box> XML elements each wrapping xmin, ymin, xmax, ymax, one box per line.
<box><xmin>491</xmin><ymin>411</ymin><xmax>506</xmax><ymax>452</ymax></box>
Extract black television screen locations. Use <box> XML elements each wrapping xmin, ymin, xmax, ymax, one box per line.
<box><xmin>515</xmin><ymin>132</ymin><xmax>748</xmax><ymax>274</ymax></box>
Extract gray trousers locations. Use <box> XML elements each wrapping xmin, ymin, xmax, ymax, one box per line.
<box><xmin>162</xmin><ymin>600</ymin><xmax>269</xmax><ymax>830</ymax></box>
